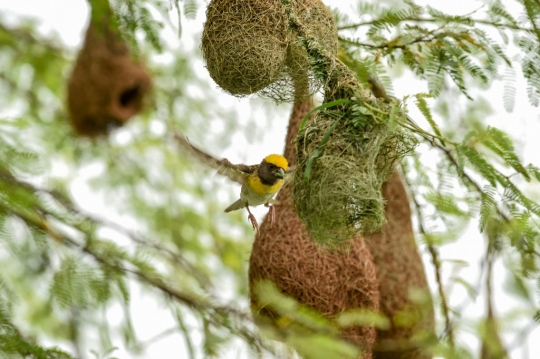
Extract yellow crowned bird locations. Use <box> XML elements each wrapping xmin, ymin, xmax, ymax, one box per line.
<box><xmin>175</xmin><ymin>134</ymin><xmax>292</xmax><ymax>231</ymax></box>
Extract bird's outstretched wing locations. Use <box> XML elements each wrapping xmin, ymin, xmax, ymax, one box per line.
<box><xmin>174</xmin><ymin>133</ymin><xmax>256</xmax><ymax>184</ymax></box>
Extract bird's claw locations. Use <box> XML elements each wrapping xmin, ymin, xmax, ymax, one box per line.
<box><xmin>268</xmin><ymin>205</ymin><xmax>275</xmax><ymax>226</ymax></box>
<box><xmin>246</xmin><ymin>206</ymin><xmax>259</xmax><ymax>232</ymax></box>
<box><xmin>248</xmin><ymin>212</ymin><xmax>259</xmax><ymax>232</ymax></box>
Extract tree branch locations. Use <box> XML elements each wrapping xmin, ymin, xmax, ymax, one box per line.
<box><xmin>402</xmin><ymin>174</ymin><xmax>455</xmax><ymax>346</ymax></box>
<box><xmin>338</xmin><ymin>17</ymin><xmax>533</xmax><ymax>33</ymax></box>
<box><xmin>0</xmin><ymin>184</ymin><xmax>274</xmax><ymax>356</ymax></box>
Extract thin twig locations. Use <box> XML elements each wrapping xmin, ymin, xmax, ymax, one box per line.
<box><xmin>338</xmin><ymin>17</ymin><xmax>533</xmax><ymax>33</ymax></box>
<box><xmin>402</xmin><ymin>174</ymin><xmax>455</xmax><ymax>346</ymax></box>
<box><xmin>0</xmin><ymin>168</ymin><xmax>211</xmax><ymax>288</ymax></box>
<box><xmin>142</xmin><ymin>326</ymin><xmax>178</xmax><ymax>346</ymax></box>
<box><xmin>339</xmin><ymin>34</ymin><xmax>438</xmax><ymax>49</ymax></box>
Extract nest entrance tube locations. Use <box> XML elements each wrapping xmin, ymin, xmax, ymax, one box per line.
<box><xmin>67</xmin><ymin>16</ymin><xmax>151</xmax><ymax>137</ymax></box>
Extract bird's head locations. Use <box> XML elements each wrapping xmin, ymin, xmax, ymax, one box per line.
<box><xmin>258</xmin><ymin>154</ymin><xmax>288</xmax><ymax>184</ymax></box>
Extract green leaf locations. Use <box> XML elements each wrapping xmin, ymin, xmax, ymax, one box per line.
<box><xmin>479</xmin><ymin>185</ymin><xmax>497</xmax><ymax>232</ymax></box>
<box><xmin>336</xmin><ymin>309</ymin><xmax>390</xmax><ymax>330</ymax></box>
<box><xmin>298</xmin><ymin>99</ymin><xmax>351</xmax><ymax>132</ymax></box>
<box><xmin>459</xmin><ymin>145</ymin><xmax>498</xmax><ymax>186</ymax></box>
<box><xmin>303</xmin><ymin>117</ymin><xmax>341</xmax><ymax>183</ymax></box>
<box><xmin>450</xmin><ymin>277</ymin><xmax>477</xmax><ymax>301</ymax></box>
<box><xmin>503</xmin><ymin>67</ymin><xmax>516</xmax><ymax>112</ymax></box>
<box><xmin>183</xmin><ymin>0</ymin><xmax>198</xmax><ymax>20</ymax></box>
<box><xmin>414</xmin><ymin>93</ymin><xmax>443</xmax><ymax>141</ymax></box>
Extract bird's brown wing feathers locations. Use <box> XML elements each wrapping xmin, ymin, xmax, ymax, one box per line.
<box><xmin>174</xmin><ymin>133</ymin><xmax>255</xmax><ymax>184</ymax></box>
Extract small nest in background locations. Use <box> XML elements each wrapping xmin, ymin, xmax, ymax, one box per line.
<box><xmin>201</xmin><ymin>0</ymin><xmax>337</xmax><ymax>102</ymax></box>
<box><xmin>293</xmin><ymin>97</ymin><xmax>418</xmax><ymax>245</ymax></box>
<box><xmin>67</xmin><ymin>19</ymin><xmax>151</xmax><ymax>137</ymax></box>
<box><xmin>201</xmin><ymin>0</ymin><xmax>289</xmax><ymax>96</ymax></box>
<box><xmin>259</xmin><ymin>0</ymin><xmax>338</xmax><ymax>102</ymax></box>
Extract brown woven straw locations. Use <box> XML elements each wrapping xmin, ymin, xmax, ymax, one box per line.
<box><xmin>367</xmin><ymin>174</ymin><xmax>435</xmax><ymax>359</ymax></box>
<box><xmin>67</xmin><ymin>18</ymin><xmax>151</xmax><ymax>136</ymax></box>
<box><xmin>260</xmin><ymin>0</ymin><xmax>338</xmax><ymax>102</ymax></box>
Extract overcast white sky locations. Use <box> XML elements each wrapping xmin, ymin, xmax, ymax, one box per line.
<box><xmin>0</xmin><ymin>0</ymin><xmax>539</xmax><ymax>358</ymax></box>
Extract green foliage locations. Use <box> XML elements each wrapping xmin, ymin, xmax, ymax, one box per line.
<box><xmin>0</xmin><ymin>6</ymin><xmax>263</xmax><ymax>358</ymax></box>
<box><xmin>252</xmin><ymin>280</ymin><xmax>361</xmax><ymax>359</ymax></box>
<box><xmin>337</xmin><ymin>1</ymin><xmax>519</xmax><ymax>100</ymax></box>
<box><xmin>50</xmin><ymin>256</ymin><xmax>110</xmax><ymax>309</ymax></box>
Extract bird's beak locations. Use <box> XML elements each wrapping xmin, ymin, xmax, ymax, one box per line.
<box><xmin>274</xmin><ymin>168</ymin><xmax>285</xmax><ymax>179</ymax></box>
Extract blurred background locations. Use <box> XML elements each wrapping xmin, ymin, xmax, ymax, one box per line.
<box><xmin>0</xmin><ymin>0</ymin><xmax>539</xmax><ymax>358</ymax></box>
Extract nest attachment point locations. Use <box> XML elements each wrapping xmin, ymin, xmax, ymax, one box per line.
<box><xmin>67</xmin><ymin>20</ymin><xmax>151</xmax><ymax>137</ymax></box>
<box><xmin>293</xmin><ymin>96</ymin><xmax>418</xmax><ymax>245</ymax></box>
<box><xmin>260</xmin><ymin>0</ymin><xmax>339</xmax><ymax>102</ymax></box>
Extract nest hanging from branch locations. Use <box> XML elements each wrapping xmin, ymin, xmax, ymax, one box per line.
<box><xmin>268</xmin><ymin>0</ymin><xmax>419</xmax><ymax>245</ymax></box>
<box><xmin>201</xmin><ymin>0</ymin><xmax>288</xmax><ymax>96</ymax></box>
<box><xmin>249</xmin><ymin>100</ymin><xmax>380</xmax><ymax>358</ymax></box>
<box><xmin>249</xmin><ymin>190</ymin><xmax>380</xmax><ymax>356</ymax></box>
<box><xmin>201</xmin><ymin>0</ymin><xmax>337</xmax><ymax>102</ymax></box>
<box><xmin>293</xmin><ymin>99</ymin><xmax>418</xmax><ymax>245</ymax></box>
<box><xmin>260</xmin><ymin>0</ymin><xmax>338</xmax><ymax>102</ymax></box>
<box><xmin>365</xmin><ymin>174</ymin><xmax>435</xmax><ymax>359</ymax></box>
<box><xmin>67</xmin><ymin>17</ymin><xmax>151</xmax><ymax>136</ymax></box>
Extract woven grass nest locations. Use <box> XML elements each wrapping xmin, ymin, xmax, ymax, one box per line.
<box><xmin>201</xmin><ymin>0</ymin><xmax>337</xmax><ymax>102</ymax></box>
<box><xmin>292</xmin><ymin>94</ymin><xmax>418</xmax><ymax>245</ymax></box>
<box><xmin>366</xmin><ymin>174</ymin><xmax>435</xmax><ymax>359</ymax></box>
<box><xmin>250</xmin><ymin>187</ymin><xmax>380</xmax><ymax>358</ymax></box>
<box><xmin>67</xmin><ymin>19</ymin><xmax>151</xmax><ymax>137</ymax></box>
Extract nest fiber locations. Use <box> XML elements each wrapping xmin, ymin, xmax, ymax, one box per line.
<box><xmin>293</xmin><ymin>97</ymin><xmax>418</xmax><ymax>245</ymax></box>
<box><xmin>366</xmin><ymin>174</ymin><xmax>434</xmax><ymax>359</ymax></box>
<box><xmin>249</xmin><ymin>100</ymin><xmax>379</xmax><ymax>357</ymax></box>
<box><xmin>260</xmin><ymin>0</ymin><xmax>338</xmax><ymax>102</ymax></box>
<box><xmin>249</xmin><ymin>187</ymin><xmax>379</xmax><ymax>357</ymax></box>
<box><xmin>67</xmin><ymin>20</ymin><xmax>151</xmax><ymax>136</ymax></box>
<box><xmin>201</xmin><ymin>0</ymin><xmax>337</xmax><ymax>101</ymax></box>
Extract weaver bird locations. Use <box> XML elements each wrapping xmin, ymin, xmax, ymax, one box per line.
<box><xmin>175</xmin><ymin>134</ymin><xmax>291</xmax><ymax>231</ymax></box>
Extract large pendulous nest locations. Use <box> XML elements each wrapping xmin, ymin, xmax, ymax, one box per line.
<box><xmin>249</xmin><ymin>100</ymin><xmax>379</xmax><ymax>358</ymax></box>
<box><xmin>67</xmin><ymin>19</ymin><xmax>151</xmax><ymax>137</ymax></box>
<box><xmin>201</xmin><ymin>0</ymin><xmax>337</xmax><ymax>102</ymax></box>
<box><xmin>250</xmin><ymin>187</ymin><xmax>379</xmax><ymax>357</ymax></box>
<box><xmin>367</xmin><ymin>174</ymin><xmax>435</xmax><ymax>359</ymax></box>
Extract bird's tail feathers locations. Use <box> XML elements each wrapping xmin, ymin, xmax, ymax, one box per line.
<box><xmin>224</xmin><ymin>199</ymin><xmax>245</xmax><ymax>213</ymax></box>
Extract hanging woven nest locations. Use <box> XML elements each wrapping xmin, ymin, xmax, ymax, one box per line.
<box><xmin>249</xmin><ymin>100</ymin><xmax>380</xmax><ymax>358</ymax></box>
<box><xmin>201</xmin><ymin>0</ymin><xmax>337</xmax><ymax>102</ymax></box>
<box><xmin>201</xmin><ymin>0</ymin><xmax>288</xmax><ymax>96</ymax></box>
<box><xmin>293</xmin><ymin>93</ymin><xmax>418</xmax><ymax>245</ymax></box>
<box><xmin>249</xmin><ymin>189</ymin><xmax>380</xmax><ymax>357</ymax></box>
<box><xmin>365</xmin><ymin>174</ymin><xmax>435</xmax><ymax>359</ymax></box>
<box><xmin>67</xmin><ymin>18</ymin><xmax>151</xmax><ymax>136</ymax></box>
